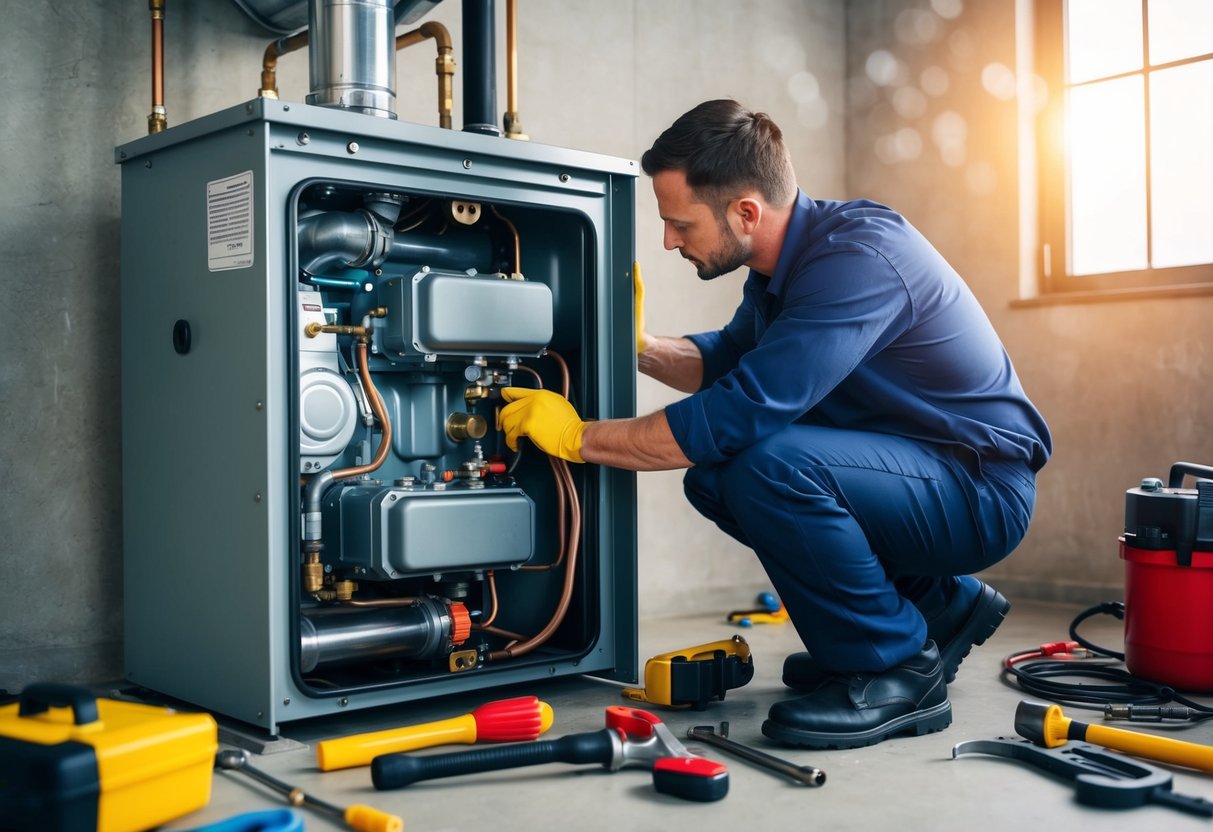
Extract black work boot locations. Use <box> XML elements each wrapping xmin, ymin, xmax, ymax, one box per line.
<box><xmin>763</xmin><ymin>641</ymin><xmax>951</xmax><ymax>750</ymax></box>
<box><xmin>782</xmin><ymin>578</ymin><xmax>1009</xmax><ymax>691</ymax></box>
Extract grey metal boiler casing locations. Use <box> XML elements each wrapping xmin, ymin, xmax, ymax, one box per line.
<box><xmin>116</xmin><ymin>98</ymin><xmax>638</xmax><ymax>733</ymax></box>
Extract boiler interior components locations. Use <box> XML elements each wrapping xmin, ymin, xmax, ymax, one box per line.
<box><xmin>118</xmin><ymin>98</ymin><xmax>637</xmax><ymax>733</ymax></box>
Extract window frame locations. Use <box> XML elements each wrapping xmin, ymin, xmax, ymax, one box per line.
<box><xmin>1035</xmin><ymin>0</ymin><xmax>1213</xmax><ymax>296</ymax></box>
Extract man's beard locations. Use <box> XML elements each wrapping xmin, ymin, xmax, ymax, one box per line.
<box><xmin>688</xmin><ymin>219</ymin><xmax>751</xmax><ymax>281</ymax></box>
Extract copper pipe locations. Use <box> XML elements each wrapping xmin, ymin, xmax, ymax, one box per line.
<box><xmin>488</xmin><ymin>471</ymin><xmax>580</xmax><ymax>661</ymax></box>
<box><xmin>491</xmin><ymin>205</ymin><xmax>521</xmax><ymax>275</ymax></box>
<box><xmin>396</xmin><ymin>22</ymin><xmax>455</xmax><ymax>129</ymax></box>
<box><xmin>260</xmin><ymin>31</ymin><xmax>309</xmax><ymax>100</ymax></box>
<box><xmin>343</xmin><ymin>598</ymin><xmax>421</xmax><ymax>607</ymax></box>
<box><xmin>148</xmin><ymin>0</ymin><xmax>167</xmax><ymax>134</ymax></box>
<box><xmin>329</xmin><ymin>341</ymin><xmax>393</xmax><ymax>480</ymax></box>
<box><xmin>503</xmin><ymin>0</ymin><xmax>526</xmax><ymax>139</ymax></box>
<box><xmin>473</xmin><ymin>571</ymin><xmax>500</xmax><ymax>628</ymax></box>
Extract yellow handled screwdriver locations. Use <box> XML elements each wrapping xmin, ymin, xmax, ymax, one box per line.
<box><xmin>1016</xmin><ymin>700</ymin><xmax>1213</xmax><ymax>773</ymax></box>
<box><xmin>317</xmin><ymin>695</ymin><xmax>554</xmax><ymax>771</ymax></box>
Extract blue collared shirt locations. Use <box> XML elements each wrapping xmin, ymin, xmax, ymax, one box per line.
<box><xmin>664</xmin><ymin>191</ymin><xmax>1052</xmax><ymax>470</ymax></box>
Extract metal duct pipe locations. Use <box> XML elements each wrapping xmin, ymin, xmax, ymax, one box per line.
<box><xmin>299</xmin><ymin>597</ymin><xmax>458</xmax><ymax>671</ymax></box>
<box><xmin>461</xmin><ymin>0</ymin><xmax>499</xmax><ymax>135</ymax></box>
<box><xmin>387</xmin><ymin>229</ymin><xmax>493</xmax><ymax>271</ymax></box>
<box><xmin>298</xmin><ymin>210</ymin><xmax>393</xmax><ymax>276</ymax></box>
<box><xmin>307</xmin><ymin>0</ymin><xmax>398</xmax><ymax>118</ymax></box>
<box><xmin>298</xmin><ymin>210</ymin><xmax>495</xmax><ymax>277</ymax></box>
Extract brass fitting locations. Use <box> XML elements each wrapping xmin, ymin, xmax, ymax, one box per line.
<box><xmin>302</xmin><ymin>552</ymin><xmax>324</xmax><ymax>594</ymax></box>
<box><xmin>446</xmin><ymin>412</ymin><xmax>488</xmax><ymax>442</ymax></box>
<box><xmin>313</xmin><ymin>580</ymin><xmax>358</xmax><ymax>602</ymax></box>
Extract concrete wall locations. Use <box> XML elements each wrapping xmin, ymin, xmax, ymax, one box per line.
<box><xmin>0</xmin><ymin>0</ymin><xmax>845</xmax><ymax>689</ymax></box>
<box><xmin>844</xmin><ymin>0</ymin><xmax>1213</xmax><ymax>603</ymax></box>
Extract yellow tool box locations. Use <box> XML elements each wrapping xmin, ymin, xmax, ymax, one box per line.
<box><xmin>0</xmin><ymin>683</ymin><xmax>217</xmax><ymax>832</ymax></box>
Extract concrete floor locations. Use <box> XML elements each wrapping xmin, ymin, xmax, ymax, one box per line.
<box><xmin>163</xmin><ymin>600</ymin><xmax>1213</xmax><ymax>832</ymax></box>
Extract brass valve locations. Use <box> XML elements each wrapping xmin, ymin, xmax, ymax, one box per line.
<box><xmin>446</xmin><ymin>412</ymin><xmax>488</xmax><ymax>442</ymax></box>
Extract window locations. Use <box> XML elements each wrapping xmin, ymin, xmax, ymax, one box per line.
<box><xmin>1036</xmin><ymin>0</ymin><xmax>1213</xmax><ymax>294</ymax></box>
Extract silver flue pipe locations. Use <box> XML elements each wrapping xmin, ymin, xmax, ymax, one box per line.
<box><xmin>307</xmin><ymin>0</ymin><xmax>397</xmax><ymax>118</ymax></box>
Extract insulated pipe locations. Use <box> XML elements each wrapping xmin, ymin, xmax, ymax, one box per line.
<box><xmin>307</xmin><ymin>0</ymin><xmax>397</xmax><ymax>118</ymax></box>
<box><xmin>460</xmin><ymin>0</ymin><xmax>500</xmax><ymax>135</ymax></box>
<box><xmin>148</xmin><ymin>0</ymin><xmax>167</xmax><ymax>134</ymax></box>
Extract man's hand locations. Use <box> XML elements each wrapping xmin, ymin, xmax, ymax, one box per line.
<box><xmin>634</xmin><ymin>261</ymin><xmax>646</xmax><ymax>355</ymax></box>
<box><xmin>497</xmin><ymin>387</ymin><xmax>587</xmax><ymax>463</ymax></box>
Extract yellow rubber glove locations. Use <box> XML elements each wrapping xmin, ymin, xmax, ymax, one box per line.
<box><xmin>634</xmin><ymin>261</ymin><xmax>646</xmax><ymax>354</ymax></box>
<box><xmin>497</xmin><ymin>387</ymin><xmax>587</xmax><ymax>463</ymax></box>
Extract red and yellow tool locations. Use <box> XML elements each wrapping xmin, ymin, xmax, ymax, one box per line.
<box><xmin>1016</xmin><ymin>699</ymin><xmax>1213</xmax><ymax>773</ymax></box>
<box><xmin>316</xmin><ymin>695</ymin><xmax>554</xmax><ymax>771</ymax></box>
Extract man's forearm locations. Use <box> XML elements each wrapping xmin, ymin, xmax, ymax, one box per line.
<box><xmin>579</xmin><ymin>410</ymin><xmax>691</xmax><ymax>471</ymax></box>
<box><xmin>637</xmin><ymin>334</ymin><xmax>703</xmax><ymax>394</ymax></box>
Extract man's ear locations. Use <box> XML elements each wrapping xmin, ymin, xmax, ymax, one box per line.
<box><xmin>733</xmin><ymin>197</ymin><xmax>763</xmax><ymax>234</ymax></box>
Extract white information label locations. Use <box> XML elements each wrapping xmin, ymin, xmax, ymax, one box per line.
<box><xmin>206</xmin><ymin>171</ymin><xmax>254</xmax><ymax>271</ymax></box>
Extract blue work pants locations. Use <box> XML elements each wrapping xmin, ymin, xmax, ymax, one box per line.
<box><xmin>682</xmin><ymin>425</ymin><xmax>1037</xmax><ymax>673</ymax></box>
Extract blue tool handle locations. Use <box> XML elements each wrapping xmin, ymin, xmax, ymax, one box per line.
<box><xmin>371</xmin><ymin>728</ymin><xmax>617</xmax><ymax>790</ymax></box>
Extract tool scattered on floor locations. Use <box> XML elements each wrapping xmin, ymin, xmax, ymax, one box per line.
<box><xmin>182</xmin><ymin>808</ymin><xmax>303</xmax><ymax>832</ymax></box>
<box><xmin>371</xmin><ymin>704</ymin><xmax>729</xmax><ymax>802</ymax></box>
<box><xmin>0</xmin><ymin>682</ymin><xmax>217</xmax><ymax>832</ymax></box>
<box><xmin>622</xmin><ymin>636</ymin><xmax>754</xmax><ymax>709</ymax></box>
<box><xmin>215</xmin><ymin>749</ymin><xmax>402</xmax><ymax>832</ymax></box>
<box><xmin>687</xmin><ymin>722</ymin><xmax>825</xmax><ymax>786</ymax></box>
<box><xmin>316</xmin><ymin>695</ymin><xmax>554</xmax><ymax>770</ymax></box>
<box><xmin>1015</xmin><ymin>699</ymin><xmax>1213</xmax><ymax>774</ymax></box>
<box><xmin>953</xmin><ymin>737</ymin><xmax>1213</xmax><ymax>816</ymax></box>
<box><xmin>727</xmin><ymin>592</ymin><xmax>789</xmax><ymax>627</ymax></box>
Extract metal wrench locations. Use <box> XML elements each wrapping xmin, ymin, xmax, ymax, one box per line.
<box><xmin>688</xmin><ymin>722</ymin><xmax>826</xmax><ymax>786</ymax></box>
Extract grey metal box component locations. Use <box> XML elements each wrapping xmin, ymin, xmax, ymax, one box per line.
<box><xmin>331</xmin><ymin>486</ymin><xmax>535</xmax><ymax>578</ymax></box>
<box><xmin>116</xmin><ymin>98</ymin><xmax>638</xmax><ymax>733</ymax></box>
<box><xmin>381</xmin><ymin>267</ymin><xmax>553</xmax><ymax>359</ymax></box>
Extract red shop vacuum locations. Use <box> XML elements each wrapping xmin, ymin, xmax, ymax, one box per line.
<box><xmin>1120</xmin><ymin>461</ymin><xmax>1213</xmax><ymax>691</ymax></box>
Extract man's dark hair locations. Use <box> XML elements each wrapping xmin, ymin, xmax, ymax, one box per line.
<box><xmin>640</xmin><ymin>99</ymin><xmax>797</xmax><ymax>212</ymax></box>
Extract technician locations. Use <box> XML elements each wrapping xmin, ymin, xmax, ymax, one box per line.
<box><xmin>498</xmin><ymin>99</ymin><xmax>1051</xmax><ymax>750</ymax></box>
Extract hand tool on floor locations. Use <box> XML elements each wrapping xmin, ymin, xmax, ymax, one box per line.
<box><xmin>371</xmin><ymin>704</ymin><xmax>729</xmax><ymax>802</ymax></box>
<box><xmin>215</xmin><ymin>749</ymin><xmax>402</xmax><ymax>832</ymax></box>
<box><xmin>182</xmin><ymin>808</ymin><xmax>303</xmax><ymax>832</ymax></box>
<box><xmin>1015</xmin><ymin>699</ymin><xmax>1213</xmax><ymax>774</ymax></box>
<box><xmin>687</xmin><ymin>722</ymin><xmax>825</xmax><ymax>786</ymax></box>
<box><xmin>316</xmin><ymin>695</ymin><xmax>554</xmax><ymax>770</ymax></box>
<box><xmin>727</xmin><ymin>592</ymin><xmax>789</xmax><ymax>627</ymax></box>
<box><xmin>953</xmin><ymin>737</ymin><xmax>1213</xmax><ymax>816</ymax></box>
<box><xmin>622</xmin><ymin>635</ymin><xmax>754</xmax><ymax>709</ymax></box>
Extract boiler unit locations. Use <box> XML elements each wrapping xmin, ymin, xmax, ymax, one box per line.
<box><xmin>117</xmin><ymin>0</ymin><xmax>638</xmax><ymax>734</ymax></box>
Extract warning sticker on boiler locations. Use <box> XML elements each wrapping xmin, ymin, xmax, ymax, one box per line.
<box><xmin>207</xmin><ymin>171</ymin><xmax>254</xmax><ymax>271</ymax></box>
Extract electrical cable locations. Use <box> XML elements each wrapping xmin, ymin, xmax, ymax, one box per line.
<box><xmin>1001</xmin><ymin>601</ymin><xmax>1213</xmax><ymax>723</ymax></box>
